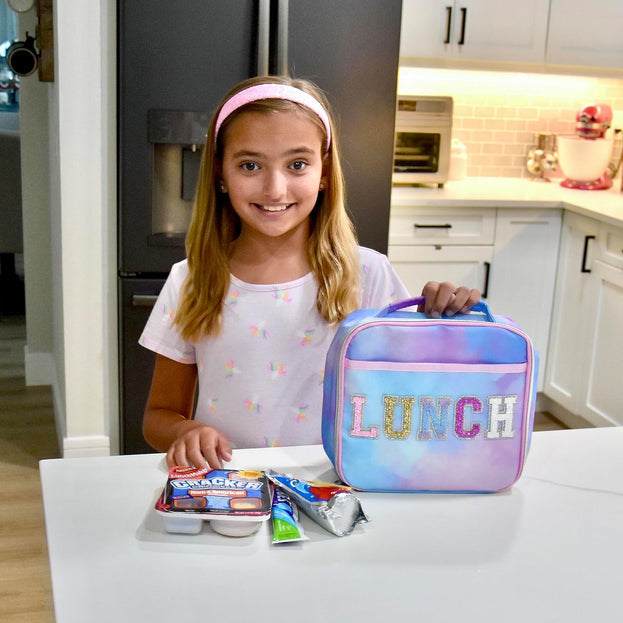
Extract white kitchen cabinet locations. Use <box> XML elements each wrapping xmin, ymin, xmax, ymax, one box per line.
<box><xmin>388</xmin><ymin>206</ymin><xmax>495</xmax><ymax>295</ymax></box>
<box><xmin>487</xmin><ymin>209</ymin><xmax>562</xmax><ymax>391</ymax></box>
<box><xmin>544</xmin><ymin>212</ymin><xmax>597</xmax><ymax>414</ymax></box>
<box><xmin>579</xmin><ymin>257</ymin><xmax>623</xmax><ymax>425</ymax></box>
<box><xmin>576</xmin><ymin>217</ymin><xmax>623</xmax><ymax>426</ymax></box>
<box><xmin>544</xmin><ymin>211</ymin><xmax>623</xmax><ymax>426</ymax></box>
<box><xmin>388</xmin><ymin>206</ymin><xmax>496</xmax><ymax>246</ymax></box>
<box><xmin>400</xmin><ymin>0</ymin><xmax>550</xmax><ymax>64</ymax></box>
<box><xmin>546</xmin><ymin>0</ymin><xmax>623</xmax><ymax>71</ymax></box>
<box><xmin>389</xmin><ymin>244</ymin><xmax>493</xmax><ymax>296</ymax></box>
<box><xmin>389</xmin><ymin>205</ymin><xmax>562</xmax><ymax>392</ymax></box>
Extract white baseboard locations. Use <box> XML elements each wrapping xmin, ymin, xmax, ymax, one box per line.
<box><xmin>24</xmin><ymin>346</ymin><xmax>56</xmax><ymax>386</ymax></box>
<box><xmin>62</xmin><ymin>435</ymin><xmax>111</xmax><ymax>458</ymax></box>
<box><xmin>28</xmin><ymin>350</ymin><xmax>112</xmax><ymax>458</ymax></box>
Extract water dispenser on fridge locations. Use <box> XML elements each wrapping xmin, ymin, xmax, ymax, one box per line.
<box><xmin>148</xmin><ymin>110</ymin><xmax>208</xmax><ymax>245</ymax></box>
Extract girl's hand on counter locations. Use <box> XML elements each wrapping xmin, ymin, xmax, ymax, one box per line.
<box><xmin>419</xmin><ymin>281</ymin><xmax>481</xmax><ymax>318</ymax></box>
<box><xmin>166</xmin><ymin>422</ymin><xmax>233</xmax><ymax>469</ymax></box>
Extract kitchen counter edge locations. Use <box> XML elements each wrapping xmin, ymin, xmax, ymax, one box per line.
<box><xmin>391</xmin><ymin>178</ymin><xmax>623</xmax><ymax>228</ymax></box>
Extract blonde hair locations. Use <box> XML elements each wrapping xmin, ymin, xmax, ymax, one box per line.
<box><xmin>175</xmin><ymin>75</ymin><xmax>361</xmax><ymax>341</ymax></box>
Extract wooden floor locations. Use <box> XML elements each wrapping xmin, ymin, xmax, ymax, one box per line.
<box><xmin>0</xmin><ymin>318</ymin><xmax>58</xmax><ymax>623</ymax></box>
<box><xmin>0</xmin><ymin>316</ymin><xmax>570</xmax><ymax>622</ymax></box>
<box><xmin>533</xmin><ymin>410</ymin><xmax>572</xmax><ymax>432</ymax></box>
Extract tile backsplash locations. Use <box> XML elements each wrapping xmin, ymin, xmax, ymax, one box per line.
<box><xmin>398</xmin><ymin>67</ymin><xmax>623</xmax><ymax>179</ymax></box>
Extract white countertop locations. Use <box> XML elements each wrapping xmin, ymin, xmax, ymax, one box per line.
<box><xmin>391</xmin><ymin>177</ymin><xmax>623</xmax><ymax>228</ymax></box>
<box><xmin>40</xmin><ymin>428</ymin><xmax>623</xmax><ymax>623</ymax></box>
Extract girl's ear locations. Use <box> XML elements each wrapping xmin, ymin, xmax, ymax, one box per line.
<box><xmin>320</xmin><ymin>152</ymin><xmax>332</xmax><ymax>183</ymax></box>
<box><xmin>320</xmin><ymin>153</ymin><xmax>329</xmax><ymax>191</ymax></box>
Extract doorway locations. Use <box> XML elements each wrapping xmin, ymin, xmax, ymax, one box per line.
<box><xmin>0</xmin><ymin>3</ymin><xmax>25</xmax><ymax>320</ymax></box>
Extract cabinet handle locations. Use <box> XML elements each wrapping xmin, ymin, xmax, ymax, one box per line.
<box><xmin>458</xmin><ymin>7</ymin><xmax>467</xmax><ymax>45</ymax></box>
<box><xmin>581</xmin><ymin>235</ymin><xmax>595</xmax><ymax>273</ymax></box>
<box><xmin>444</xmin><ymin>6</ymin><xmax>452</xmax><ymax>44</ymax></box>
<box><xmin>131</xmin><ymin>294</ymin><xmax>158</xmax><ymax>308</ymax></box>
<box><xmin>413</xmin><ymin>223</ymin><xmax>452</xmax><ymax>229</ymax></box>
<box><xmin>482</xmin><ymin>261</ymin><xmax>490</xmax><ymax>299</ymax></box>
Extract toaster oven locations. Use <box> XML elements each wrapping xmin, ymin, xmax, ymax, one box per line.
<box><xmin>393</xmin><ymin>95</ymin><xmax>453</xmax><ymax>187</ymax></box>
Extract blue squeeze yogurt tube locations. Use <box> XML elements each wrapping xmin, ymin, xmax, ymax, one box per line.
<box><xmin>155</xmin><ymin>466</ymin><xmax>272</xmax><ymax>537</ymax></box>
<box><xmin>267</xmin><ymin>470</ymin><xmax>368</xmax><ymax>537</ymax></box>
<box><xmin>271</xmin><ymin>486</ymin><xmax>307</xmax><ymax>544</ymax></box>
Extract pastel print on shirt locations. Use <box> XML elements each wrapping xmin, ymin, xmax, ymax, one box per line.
<box><xmin>268</xmin><ymin>362</ymin><xmax>286</xmax><ymax>380</ymax></box>
<box><xmin>159</xmin><ymin>303</ymin><xmax>175</xmax><ymax>325</ymax></box>
<box><xmin>250</xmin><ymin>321</ymin><xmax>269</xmax><ymax>339</ymax></box>
<box><xmin>298</xmin><ymin>328</ymin><xmax>314</xmax><ymax>346</ymax></box>
<box><xmin>244</xmin><ymin>397</ymin><xmax>262</xmax><ymax>413</ymax></box>
<box><xmin>225</xmin><ymin>360</ymin><xmax>241</xmax><ymax>379</ymax></box>
<box><xmin>272</xmin><ymin>289</ymin><xmax>292</xmax><ymax>305</ymax></box>
<box><xmin>226</xmin><ymin>288</ymin><xmax>241</xmax><ymax>308</ymax></box>
<box><xmin>291</xmin><ymin>404</ymin><xmax>308</xmax><ymax>424</ymax></box>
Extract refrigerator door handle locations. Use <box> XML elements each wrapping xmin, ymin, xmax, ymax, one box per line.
<box><xmin>275</xmin><ymin>0</ymin><xmax>289</xmax><ymax>76</ymax></box>
<box><xmin>131</xmin><ymin>294</ymin><xmax>159</xmax><ymax>308</ymax></box>
<box><xmin>257</xmin><ymin>0</ymin><xmax>270</xmax><ymax>75</ymax></box>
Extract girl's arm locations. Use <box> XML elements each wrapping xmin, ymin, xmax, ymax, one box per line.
<box><xmin>142</xmin><ymin>354</ymin><xmax>232</xmax><ymax>468</ymax></box>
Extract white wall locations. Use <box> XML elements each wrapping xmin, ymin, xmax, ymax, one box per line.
<box><xmin>16</xmin><ymin>0</ymin><xmax>118</xmax><ymax>458</ymax></box>
<box><xmin>17</xmin><ymin>0</ymin><xmax>118</xmax><ymax>456</ymax></box>
<box><xmin>50</xmin><ymin>0</ymin><xmax>117</xmax><ymax>457</ymax></box>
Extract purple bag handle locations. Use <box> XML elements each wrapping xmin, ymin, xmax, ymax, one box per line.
<box><xmin>378</xmin><ymin>296</ymin><xmax>495</xmax><ymax>323</ymax></box>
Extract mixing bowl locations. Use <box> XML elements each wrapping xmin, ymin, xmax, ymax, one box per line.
<box><xmin>557</xmin><ymin>135</ymin><xmax>613</xmax><ymax>182</ymax></box>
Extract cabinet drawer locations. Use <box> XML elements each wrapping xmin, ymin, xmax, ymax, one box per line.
<box><xmin>598</xmin><ymin>223</ymin><xmax>623</xmax><ymax>270</ymax></box>
<box><xmin>388</xmin><ymin>244</ymin><xmax>493</xmax><ymax>296</ymax></box>
<box><xmin>389</xmin><ymin>208</ymin><xmax>496</xmax><ymax>246</ymax></box>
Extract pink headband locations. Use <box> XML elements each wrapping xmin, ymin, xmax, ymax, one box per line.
<box><xmin>214</xmin><ymin>84</ymin><xmax>331</xmax><ymax>150</ymax></box>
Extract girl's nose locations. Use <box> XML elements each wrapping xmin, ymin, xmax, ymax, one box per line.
<box><xmin>263</xmin><ymin>170</ymin><xmax>286</xmax><ymax>199</ymax></box>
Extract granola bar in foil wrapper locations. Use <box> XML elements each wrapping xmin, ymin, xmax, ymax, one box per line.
<box><xmin>267</xmin><ymin>470</ymin><xmax>368</xmax><ymax>537</ymax></box>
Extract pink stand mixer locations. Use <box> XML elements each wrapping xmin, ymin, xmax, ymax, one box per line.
<box><xmin>557</xmin><ymin>104</ymin><xmax>623</xmax><ymax>190</ymax></box>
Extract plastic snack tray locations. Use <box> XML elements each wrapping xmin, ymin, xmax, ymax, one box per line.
<box><xmin>155</xmin><ymin>466</ymin><xmax>272</xmax><ymax>537</ymax></box>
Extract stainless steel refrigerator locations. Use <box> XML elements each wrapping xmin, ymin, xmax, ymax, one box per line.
<box><xmin>118</xmin><ymin>0</ymin><xmax>403</xmax><ymax>453</ymax></box>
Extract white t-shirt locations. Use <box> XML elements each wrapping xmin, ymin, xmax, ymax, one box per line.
<box><xmin>139</xmin><ymin>246</ymin><xmax>410</xmax><ymax>449</ymax></box>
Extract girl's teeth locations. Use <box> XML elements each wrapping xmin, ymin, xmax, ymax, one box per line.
<box><xmin>261</xmin><ymin>205</ymin><xmax>288</xmax><ymax>212</ymax></box>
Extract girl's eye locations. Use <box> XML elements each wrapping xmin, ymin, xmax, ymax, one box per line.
<box><xmin>289</xmin><ymin>160</ymin><xmax>308</xmax><ymax>171</ymax></box>
<box><xmin>241</xmin><ymin>162</ymin><xmax>259</xmax><ymax>172</ymax></box>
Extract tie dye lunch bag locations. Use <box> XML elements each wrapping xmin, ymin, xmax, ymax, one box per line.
<box><xmin>321</xmin><ymin>297</ymin><xmax>538</xmax><ymax>493</ymax></box>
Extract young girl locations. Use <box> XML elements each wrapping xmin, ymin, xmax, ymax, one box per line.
<box><xmin>140</xmin><ymin>75</ymin><xmax>480</xmax><ymax>469</ymax></box>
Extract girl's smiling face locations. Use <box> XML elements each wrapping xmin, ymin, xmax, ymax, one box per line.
<box><xmin>220</xmin><ymin>109</ymin><xmax>327</xmax><ymax>244</ymax></box>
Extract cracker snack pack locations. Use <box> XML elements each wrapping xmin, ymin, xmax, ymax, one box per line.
<box><xmin>155</xmin><ymin>466</ymin><xmax>272</xmax><ymax>536</ymax></box>
<box><xmin>321</xmin><ymin>297</ymin><xmax>538</xmax><ymax>493</ymax></box>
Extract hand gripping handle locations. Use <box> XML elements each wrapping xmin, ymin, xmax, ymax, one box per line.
<box><xmin>378</xmin><ymin>296</ymin><xmax>495</xmax><ymax>323</ymax></box>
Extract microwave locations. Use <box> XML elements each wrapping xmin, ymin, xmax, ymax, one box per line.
<box><xmin>393</xmin><ymin>95</ymin><xmax>453</xmax><ymax>187</ymax></box>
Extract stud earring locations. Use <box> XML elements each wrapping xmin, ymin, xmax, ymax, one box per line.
<box><xmin>219</xmin><ymin>183</ymin><xmax>227</xmax><ymax>193</ymax></box>
<box><xmin>319</xmin><ymin>183</ymin><xmax>325</xmax><ymax>191</ymax></box>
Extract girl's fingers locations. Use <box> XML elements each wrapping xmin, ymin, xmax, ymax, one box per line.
<box><xmin>420</xmin><ymin>282</ymin><xmax>481</xmax><ymax>317</ymax></box>
<box><xmin>217</xmin><ymin>437</ymin><xmax>233</xmax><ymax>464</ymax></box>
<box><xmin>166</xmin><ymin>442</ymin><xmax>189</xmax><ymax>468</ymax></box>
<box><xmin>422</xmin><ymin>281</ymin><xmax>455</xmax><ymax>317</ymax></box>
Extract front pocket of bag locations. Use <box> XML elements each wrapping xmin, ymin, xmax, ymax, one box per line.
<box><xmin>336</xmin><ymin>360</ymin><xmax>530</xmax><ymax>492</ymax></box>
